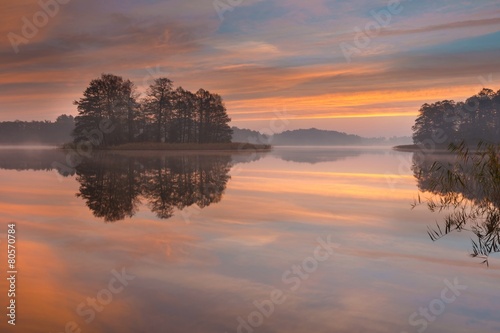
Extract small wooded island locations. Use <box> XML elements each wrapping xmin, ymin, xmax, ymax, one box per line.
<box><xmin>66</xmin><ymin>73</ymin><xmax>270</xmax><ymax>151</ymax></box>
<box><xmin>395</xmin><ymin>88</ymin><xmax>500</xmax><ymax>151</ymax></box>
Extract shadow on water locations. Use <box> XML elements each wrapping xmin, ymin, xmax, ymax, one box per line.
<box><xmin>412</xmin><ymin>142</ymin><xmax>500</xmax><ymax>265</ymax></box>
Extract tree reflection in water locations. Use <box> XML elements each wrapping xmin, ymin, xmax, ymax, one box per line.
<box><xmin>412</xmin><ymin>142</ymin><xmax>500</xmax><ymax>265</ymax></box>
<box><xmin>75</xmin><ymin>153</ymin><xmax>237</xmax><ymax>222</ymax></box>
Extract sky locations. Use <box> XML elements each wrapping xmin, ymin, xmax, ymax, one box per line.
<box><xmin>1</xmin><ymin>0</ymin><xmax>500</xmax><ymax>137</ymax></box>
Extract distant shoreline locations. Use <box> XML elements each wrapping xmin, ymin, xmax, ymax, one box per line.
<box><xmin>60</xmin><ymin>142</ymin><xmax>272</xmax><ymax>152</ymax></box>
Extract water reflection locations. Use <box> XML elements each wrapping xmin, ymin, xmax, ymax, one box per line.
<box><xmin>0</xmin><ymin>148</ymin><xmax>72</xmax><ymax>174</ymax></box>
<box><xmin>412</xmin><ymin>143</ymin><xmax>500</xmax><ymax>265</ymax></box>
<box><xmin>0</xmin><ymin>147</ymin><xmax>390</xmax><ymax>223</ymax></box>
<box><xmin>1</xmin><ymin>147</ymin><xmax>500</xmax><ymax>333</ymax></box>
<box><xmin>76</xmin><ymin>153</ymin><xmax>241</xmax><ymax>222</ymax></box>
<box><xmin>0</xmin><ymin>149</ymin><xmax>264</xmax><ymax>222</ymax></box>
<box><xmin>271</xmin><ymin>147</ymin><xmax>385</xmax><ymax>164</ymax></box>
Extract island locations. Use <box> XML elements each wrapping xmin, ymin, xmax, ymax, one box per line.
<box><xmin>395</xmin><ymin>88</ymin><xmax>500</xmax><ymax>151</ymax></box>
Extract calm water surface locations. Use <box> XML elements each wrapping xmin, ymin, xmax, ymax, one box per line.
<box><xmin>0</xmin><ymin>147</ymin><xmax>499</xmax><ymax>333</ymax></box>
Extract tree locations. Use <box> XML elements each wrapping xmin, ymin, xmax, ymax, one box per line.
<box><xmin>412</xmin><ymin>101</ymin><xmax>457</xmax><ymax>145</ymax></box>
<box><xmin>73</xmin><ymin>74</ymin><xmax>137</xmax><ymax>146</ymax></box>
<box><xmin>206</xmin><ymin>93</ymin><xmax>232</xmax><ymax>143</ymax></box>
<box><xmin>73</xmin><ymin>73</ymin><xmax>233</xmax><ymax>146</ymax></box>
<box><xmin>121</xmin><ymin>80</ymin><xmax>141</xmax><ymax>143</ymax></box>
<box><xmin>171</xmin><ymin>87</ymin><xmax>197</xmax><ymax>143</ymax></box>
<box><xmin>412</xmin><ymin>88</ymin><xmax>500</xmax><ymax>146</ymax></box>
<box><xmin>195</xmin><ymin>89</ymin><xmax>211</xmax><ymax>143</ymax></box>
<box><xmin>194</xmin><ymin>89</ymin><xmax>232</xmax><ymax>143</ymax></box>
<box><xmin>458</xmin><ymin>88</ymin><xmax>499</xmax><ymax>144</ymax></box>
<box><xmin>0</xmin><ymin>116</ymin><xmax>75</xmax><ymax>145</ymax></box>
<box><xmin>142</xmin><ymin>78</ymin><xmax>174</xmax><ymax>143</ymax></box>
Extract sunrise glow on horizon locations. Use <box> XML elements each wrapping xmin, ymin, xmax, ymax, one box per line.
<box><xmin>2</xmin><ymin>0</ymin><xmax>500</xmax><ymax>136</ymax></box>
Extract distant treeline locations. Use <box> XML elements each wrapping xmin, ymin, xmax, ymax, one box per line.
<box><xmin>0</xmin><ymin>115</ymin><xmax>74</xmax><ymax>145</ymax></box>
<box><xmin>231</xmin><ymin>127</ymin><xmax>412</xmax><ymax>146</ymax></box>
<box><xmin>73</xmin><ymin>73</ymin><xmax>232</xmax><ymax>147</ymax></box>
<box><xmin>412</xmin><ymin>88</ymin><xmax>500</xmax><ymax>145</ymax></box>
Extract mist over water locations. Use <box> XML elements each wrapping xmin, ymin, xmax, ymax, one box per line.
<box><xmin>0</xmin><ymin>147</ymin><xmax>499</xmax><ymax>333</ymax></box>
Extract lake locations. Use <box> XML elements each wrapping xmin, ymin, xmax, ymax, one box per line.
<box><xmin>0</xmin><ymin>146</ymin><xmax>499</xmax><ymax>333</ymax></box>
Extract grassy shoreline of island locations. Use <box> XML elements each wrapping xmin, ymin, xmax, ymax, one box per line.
<box><xmin>393</xmin><ymin>143</ymin><xmax>497</xmax><ymax>153</ymax></box>
<box><xmin>394</xmin><ymin>144</ymin><xmax>467</xmax><ymax>153</ymax></box>
<box><xmin>60</xmin><ymin>142</ymin><xmax>272</xmax><ymax>152</ymax></box>
<box><xmin>392</xmin><ymin>144</ymin><xmax>421</xmax><ymax>152</ymax></box>
<box><xmin>392</xmin><ymin>144</ymin><xmax>456</xmax><ymax>153</ymax></box>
